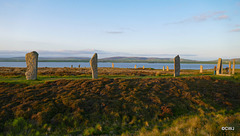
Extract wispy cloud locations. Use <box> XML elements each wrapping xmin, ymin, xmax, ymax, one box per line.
<box><xmin>229</xmin><ymin>24</ymin><xmax>240</xmax><ymax>32</ymax></box>
<box><xmin>216</xmin><ymin>15</ymin><xmax>229</xmax><ymax>20</ymax></box>
<box><xmin>105</xmin><ymin>27</ymin><xmax>134</xmax><ymax>34</ymax></box>
<box><xmin>193</xmin><ymin>11</ymin><xmax>225</xmax><ymax>21</ymax></box>
<box><xmin>165</xmin><ymin>11</ymin><xmax>229</xmax><ymax>25</ymax></box>
<box><xmin>105</xmin><ymin>31</ymin><xmax>124</xmax><ymax>34</ymax></box>
<box><xmin>230</xmin><ymin>28</ymin><xmax>240</xmax><ymax>32</ymax></box>
<box><xmin>235</xmin><ymin>24</ymin><xmax>240</xmax><ymax>27</ymax></box>
<box><xmin>0</xmin><ymin>50</ymin><xmax>196</xmax><ymax>58</ymax></box>
<box><xmin>133</xmin><ymin>53</ymin><xmax>196</xmax><ymax>57</ymax></box>
<box><xmin>0</xmin><ymin>50</ymin><xmax>130</xmax><ymax>58</ymax></box>
<box><xmin>237</xmin><ymin>2</ymin><xmax>240</xmax><ymax>6</ymax></box>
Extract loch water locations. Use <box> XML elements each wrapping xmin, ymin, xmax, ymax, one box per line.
<box><xmin>1</xmin><ymin>62</ymin><xmax>240</xmax><ymax>70</ymax></box>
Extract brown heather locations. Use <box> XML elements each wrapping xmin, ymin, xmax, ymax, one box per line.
<box><xmin>0</xmin><ymin>67</ymin><xmax>201</xmax><ymax>77</ymax></box>
<box><xmin>0</xmin><ymin>76</ymin><xmax>239</xmax><ymax>134</ymax></box>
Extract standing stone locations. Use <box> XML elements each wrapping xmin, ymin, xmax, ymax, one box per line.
<box><xmin>134</xmin><ymin>65</ymin><xmax>137</xmax><ymax>69</ymax></box>
<box><xmin>221</xmin><ymin>62</ymin><xmax>223</xmax><ymax>74</ymax></box>
<box><xmin>232</xmin><ymin>59</ymin><xmax>235</xmax><ymax>74</ymax></box>
<box><xmin>174</xmin><ymin>55</ymin><xmax>180</xmax><ymax>77</ymax></box>
<box><xmin>78</xmin><ymin>65</ymin><xmax>81</xmax><ymax>68</ymax></box>
<box><xmin>143</xmin><ymin>66</ymin><xmax>145</xmax><ymax>69</ymax></box>
<box><xmin>229</xmin><ymin>61</ymin><xmax>231</xmax><ymax>74</ymax></box>
<box><xmin>90</xmin><ymin>53</ymin><xmax>98</xmax><ymax>79</ymax></box>
<box><xmin>214</xmin><ymin>66</ymin><xmax>216</xmax><ymax>75</ymax></box>
<box><xmin>166</xmin><ymin>66</ymin><xmax>169</xmax><ymax>71</ymax></box>
<box><xmin>25</xmin><ymin>51</ymin><xmax>38</xmax><ymax>80</ymax></box>
<box><xmin>216</xmin><ymin>58</ymin><xmax>222</xmax><ymax>75</ymax></box>
<box><xmin>71</xmin><ymin>65</ymin><xmax>73</xmax><ymax>68</ymax></box>
<box><xmin>200</xmin><ymin>65</ymin><xmax>203</xmax><ymax>73</ymax></box>
<box><xmin>163</xmin><ymin>66</ymin><xmax>165</xmax><ymax>71</ymax></box>
<box><xmin>112</xmin><ymin>63</ymin><xmax>114</xmax><ymax>68</ymax></box>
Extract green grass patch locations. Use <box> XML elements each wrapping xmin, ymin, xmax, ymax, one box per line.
<box><xmin>1</xmin><ymin>72</ymin><xmax>240</xmax><ymax>85</ymax></box>
<box><xmin>211</xmin><ymin>73</ymin><xmax>240</xmax><ymax>83</ymax></box>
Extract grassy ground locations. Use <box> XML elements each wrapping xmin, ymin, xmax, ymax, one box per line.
<box><xmin>0</xmin><ymin>67</ymin><xmax>239</xmax><ymax>135</ymax></box>
<box><xmin>1</xmin><ymin>67</ymin><xmax>238</xmax><ymax>84</ymax></box>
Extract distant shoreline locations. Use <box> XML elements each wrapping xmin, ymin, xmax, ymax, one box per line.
<box><xmin>0</xmin><ymin>56</ymin><xmax>239</xmax><ymax>64</ymax></box>
<box><xmin>0</xmin><ymin>60</ymin><xmax>238</xmax><ymax>64</ymax></box>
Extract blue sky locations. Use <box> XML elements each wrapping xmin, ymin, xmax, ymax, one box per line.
<box><xmin>0</xmin><ymin>0</ymin><xmax>240</xmax><ymax>60</ymax></box>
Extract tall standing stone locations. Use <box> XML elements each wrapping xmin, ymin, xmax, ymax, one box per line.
<box><xmin>78</xmin><ymin>65</ymin><xmax>81</xmax><ymax>68</ymax></box>
<box><xmin>71</xmin><ymin>65</ymin><xmax>73</xmax><ymax>68</ymax></box>
<box><xmin>112</xmin><ymin>63</ymin><xmax>114</xmax><ymax>68</ymax></box>
<box><xmin>200</xmin><ymin>65</ymin><xmax>203</xmax><ymax>73</ymax></box>
<box><xmin>216</xmin><ymin>58</ymin><xmax>222</xmax><ymax>75</ymax></box>
<box><xmin>134</xmin><ymin>65</ymin><xmax>137</xmax><ymax>69</ymax></box>
<box><xmin>229</xmin><ymin>61</ymin><xmax>231</xmax><ymax>74</ymax></box>
<box><xmin>90</xmin><ymin>53</ymin><xmax>98</xmax><ymax>79</ymax></box>
<box><xmin>214</xmin><ymin>66</ymin><xmax>216</xmax><ymax>75</ymax></box>
<box><xmin>25</xmin><ymin>51</ymin><xmax>38</xmax><ymax>80</ymax></box>
<box><xmin>166</xmin><ymin>66</ymin><xmax>169</xmax><ymax>71</ymax></box>
<box><xmin>232</xmin><ymin>59</ymin><xmax>235</xmax><ymax>74</ymax></box>
<box><xmin>221</xmin><ymin>62</ymin><xmax>223</xmax><ymax>74</ymax></box>
<box><xmin>143</xmin><ymin>66</ymin><xmax>145</xmax><ymax>69</ymax></box>
<box><xmin>174</xmin><ymin>55</ymin><xmax>180</xmax><ymax>77</ymax></box>
<box><xmin>163</xmin><ymin>66</ymin><xmax>165</xmax><ymax>71</ymax></box>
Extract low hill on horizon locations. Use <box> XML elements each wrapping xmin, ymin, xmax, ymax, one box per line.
<box><xmin>0</xmin><ymin>56</ymin><xmax>239</xmax><ymax>64</ymax></box>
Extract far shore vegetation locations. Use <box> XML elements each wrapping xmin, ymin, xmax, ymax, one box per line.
<box><xmin>0</xmin><ymin>57</ymin><xmax>239</xmax><ymax>64</ymax></box>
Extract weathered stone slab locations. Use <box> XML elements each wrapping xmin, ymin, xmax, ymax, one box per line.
<box><xmin>200</xmin><ymin>65</ymin><xmax>203</xmax><ymax>73</ymax></box>
<box><xmin>216</xmin><ymin>58</ymin><xmax>222</xmax><ymax>75</ymax></box>
<box><xmin>163</xmin><ymin>66</ymin><xmax>165</xmax><ymax>71</ymax></box>
<box><xmin>71</xmin><ymin>65</ymin><xmax>73</xmax><ymax>68</ymax></box>
<box><xmin>78</xmin><ymin>65</ymin><xmax>81</xmax><ymax>68</ymax></box>
<box><xmin>174</xmin><ymin>55</ymin><xmax>180</xmax><ymax>77</ymax></box>
<box><xmin>112</xmin><ymin>63</ymin><xmax>114</xmax><ymax>68</ymax></box>
<box><xmin>25</xmin><ymin>51</ymin><xmax>38</xmax><ymax>80</ymax></box>
<box><xmin>229</xmin><ymin>61</ymin><xmax>231</xmax><ymax>74</ymax></box>
<box><xmin>90</xmin><ymin>53</ymin><xmax>98</xmax><ymax>79</ymax></box>
<box><xmin>221</xmin><ymin>62</ymin><xmax>223</xmax><ymax>74</ymax></box>
<box><xmin>214</xmin><ymin>66</ymin><xmax>216</xmax><ymax>75</ymax></box>
<box><xmin>232</xmin><ymin>59</ymin><xmax>235</xmax><ymax>74</ymax></box>
<box><xmin>143</xmin><ymin>66</ymin><xmax>145</xmax><ymax>69</ymax></box>
<box><xmin>134</xmin><ymin>65</ymin><xmax>137</xmax><ymax>69</ymax></box>
<box><xmin>166</xmin><ymin>66</ymin><xmax>169</xmax><ymax>71</ymax></box>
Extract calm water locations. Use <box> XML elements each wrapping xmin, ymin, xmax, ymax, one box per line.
<box><xmin>0</xmin><ymin>62</ymin><xmax>239</xmax><ymax>70</ymax></box>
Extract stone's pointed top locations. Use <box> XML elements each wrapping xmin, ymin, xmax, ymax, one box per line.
<box><xmin>91</xmin><ymin>53</ymin><xmax>98</xmax><ymax>60</ymax></box>
<box><xmin>30</xmin><ymin>51</ymin><xmax>38</xmax><ymax>55</ymax></box>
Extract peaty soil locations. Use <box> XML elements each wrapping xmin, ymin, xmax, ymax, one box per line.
<box><xmin>0</xmin><ymin>76</ymin><xmax>239</xmax><ymax>134</ymax></box>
